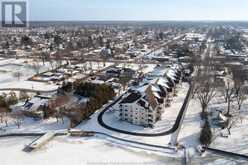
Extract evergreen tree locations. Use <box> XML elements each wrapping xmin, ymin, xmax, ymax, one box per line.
<box><xmin>200</xmin><ymin>121</ymin><xmax>212</xmax><ymax>146</ymax></box>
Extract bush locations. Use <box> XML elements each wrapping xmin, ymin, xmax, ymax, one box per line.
<box><xmin>68</xmin><ymin>82</ymin><xmax>116</xmax><ymax>127</ymax></box>
<box><xmin>200</xmin><ymin>121</ymin><xmax>212</xmax><ymax>146</ymax></box>
<box><xmin>19</xmin><ymin>91</ymin><xmax>29</xmax><ymax>101</ymax></box>
<box><xmin>0</xmin><ymin>96</ymin><xmax>7</xmax><ymax>107</ymax></box>
<box><xmin>6</xmin><ymin>92</ymin><xmax>18</xmax><ymax>106</ymax></box>
<box><xmin>61</xmin><ymin>81</ymin><xmax>73</xmax><ymax>93</ymax></box>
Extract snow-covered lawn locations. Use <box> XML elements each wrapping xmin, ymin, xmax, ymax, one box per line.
<box><xmin>178</xmin><ymin>93</ymin><xmax>248</xmax><ymax>164</ymax></box>
<box><xmin>0</xmin><ymin>136</ymin><xmax>180</xmax><ymax>165</ymax></box>
<box><xmin>178</xmin><ymin>98</ymin><xmax>202</xmax><ymax>149</ymax></box>
<box><xmin>0</xmin><ymin>117</ymin><xmax>69</xmax><ymax>134</ymax></box>
<box><xmin>116</xmin><ymin>63</ymin><xmax>157</xmax><ymax>74</ymax></box>
<box><xmin>211</xmin><ymin>118</ymin><xmax>248</xmax><ymax>154</ymax></box>
<box><xmin>210</xmin><ymin>109</ymin><xmax>248</xmax><ymax>155</ymax></box>
<box><xmin>0</xmin><ymin>81</ymin><xmax>58</xmax><ymax>92</ymax></box>
<box><xmin>0</xmin><ymin>58</ymin><xmax>58</xmax><ymax>93</ymax></box>
<box><xmin>206</xmin><ymin>94</ymin><xmax>248</xmax><ymax>155</ymax></box>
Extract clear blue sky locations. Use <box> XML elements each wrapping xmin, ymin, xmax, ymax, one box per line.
<box><xmin>28</xmin><ymin>0</ymin><xmax>248</xmax><ymax>21</ymax></box>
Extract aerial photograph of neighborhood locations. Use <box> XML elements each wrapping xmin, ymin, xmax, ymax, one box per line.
<box><xmin>0</xmin><ymin>0</ymin><xmax>248</xmax><ymax>164</ymax></box>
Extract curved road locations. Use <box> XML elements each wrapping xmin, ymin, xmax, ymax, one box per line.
<box><xmin>204</xmin><ymin>147</ymin><xmax>248</xmax><ymax>161</ymax></box>
<box><xmin>97</xmin><ymin>83</ymin><xmax>192</xmax><ymax>137</ymax></box>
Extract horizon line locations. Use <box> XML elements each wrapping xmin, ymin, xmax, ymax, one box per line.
<box><xmin>25</xmin><ymin>20</ymin><xmax>248</xmax><ymax>23</ymax></box>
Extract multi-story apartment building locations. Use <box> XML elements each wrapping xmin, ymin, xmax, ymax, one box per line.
<box><xmin>116</xmin><ymin>65</ymin><xmax>183</xmax><ymax>127</ymax></box>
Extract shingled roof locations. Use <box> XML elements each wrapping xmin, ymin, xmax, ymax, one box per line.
<box><xmin>120</xmin><ymin>92</ymin><xmax>142</xmax><ymax>104</ymax></box>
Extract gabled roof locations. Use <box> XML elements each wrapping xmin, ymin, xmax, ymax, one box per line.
<box><xmin>157</xmin><ymin>77</ymin><xmax>170</xmax><ymax>89</ymax></box>
<box><xmin>120</xmin><ymin>92</ymin><xmax>142</xmax><ymax>104</ymax></box>
<box><xmin>137</xmin><ymin>99</ymin><xmax>147</xmax><ymax>109</ymax></box>
<box><xmin>119</xmin><ymin>64</ymin><xmax>183</xmax><ymax>110</ymax></box>
<box><xmin>145</xmin><ymin>85</ymin><xmax>159</xmax><ymax>109</ymax></box>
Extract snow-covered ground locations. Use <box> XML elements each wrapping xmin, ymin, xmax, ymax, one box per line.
<box><xmin>145</xmin><ymin>48</ymin><xmax>164</xmax><ymax>59</ymax></box>
<box><xmin>0</xmin><ymin>117</ymin><xmax>69</xmax><ymax>134</ymax></box>
<box><xmin>209</xmin><ymin>95</ymin><xmax>248</xmax><ymax>155</ymax></box>
<box><xmin>1</xmin><ymin>85</ymin><xmax>248</xmax><ymax>164</ymax></box>
<box><xmin>178</xmin><ymin>97</ymin><xmax>202</xmax><ymax>149</ymax></box>
<box><xmin>0</xmin><ymin>83</ymin><xmax>190</xmax><ymax>165</ymax></box>
<box><xmin>0</xmin><ymin>58</ymin><xmax>58</xmax><ymax>93</ymax></box>
<box><xmin>178</xmin><ymin>93</ymin><xmax>248</xmax><ymax>164</ymax></box>
<box><xmin>0</xmin><ymin>59</ymin><xmax>114</xmax><ymax>93</ymax></box>
<box><xmin>1</xmin><ymin>57</ymin><xmax>248</xmax><ymax>164</ymax></box>
<box><xmin>0</xmin><ymin>81</ymin><xmax>58</xmax><ymax>92</ymax></box>
<box><xmin>116</xmin><ymin>63</ymin><xmax>157</xmax><ymax>74</ymax></box>
<box><xmin>0</xmin><ymin>136</ymin><xmax>181</xmax><ymax>165</ymax></box>
<box><xmin>75</xmin><ymin>61</ymin><xmax>114</xmax><ymax>72</ymax></box>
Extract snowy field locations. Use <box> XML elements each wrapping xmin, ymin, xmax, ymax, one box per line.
<box><xmin>0</xmin><ymin>58</ymin><xmax>58</xmax><ymax>93</ymax></box>
<box><xmin>116</xmin><ymin>63</ymin><xmax>157</xmax><ymax>74</ymax></box>
<box><xmin>1</xmin><ymin>136</ymin><xmax>245</xmax><ymax>165</ymax></box>
<box><xmin>179</xmin><ymin>94</ymin><xmax>248</xmax><ymax>164</ymax></box>
<box><xmin>0</xmin><ymin>117</ymin><xmax>69</xmax><ymax>134</ymax></box>
<box><xmin>178</xmin><ymin>98</ymin><xmax>202</xmax><ymax>149</ymax></box>
<box><xmin>0</xmin><ymin>58</ymin><xmax>114</xmax><ymax>93</ymax></box>
<box><xmin>209</xmin><ymin>95</ymin><xmax>248</xmax><ymax>156</ymax></box>
<box><xmin>0</xmin><ymin>136</ymin><xmax>182</xmax><ymax>165</ymax></box>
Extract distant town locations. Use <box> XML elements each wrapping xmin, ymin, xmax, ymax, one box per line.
<box><xmin>0</xmin><ymin>21</ymin><xmax>248</xmax><ymax>164</ymax></box>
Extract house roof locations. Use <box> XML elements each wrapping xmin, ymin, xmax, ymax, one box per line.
<box><xmin>119</xmin><ymin>64</ymin><xmax>183</xmax><ymax>110</ymax></box>
<box><xmin>137</xmin><ymin>99</ymin><xmax>147</xmax><ymax>109</ymax></box>
<box><xmin>120</xmin><ymin>92</ymin><xmax>142</xmax><ymax>104</ymax></box>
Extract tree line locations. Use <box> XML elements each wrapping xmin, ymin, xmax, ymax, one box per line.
<box><xmin>66</xmin><ymin>82</ymin><xmax>115</xmax><ymax>128</ymax></box>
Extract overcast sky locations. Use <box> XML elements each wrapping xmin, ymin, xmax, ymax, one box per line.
<box><xmin>27</xmin><ymin>0</ymin><xmax>248</xmax><ymax>21</ymax></box>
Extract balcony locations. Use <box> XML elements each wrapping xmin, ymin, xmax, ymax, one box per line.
<box><xmin>148</xmin><ymin>119</ymin><xmax>153</xmax><ymax>123</ymax></box>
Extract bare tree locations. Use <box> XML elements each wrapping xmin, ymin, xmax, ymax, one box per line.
<box><xmin>11</xmin><ymin>111</ymin><xmax>24</xmax><ymax>129</ymax></box>
<box><xmin>48</xmin><ymin>59</ymin><xmax>56</xmax><ymax>70</ymax></box>
<box><xmin>0</xmin><ymin>95</ymin><xmax>9</xmax><ymax>127</ymax></box>
<box><xmin>0</xmin><ymin>111</ymin><xmax>9</xmax><ymax>127</ymax></box>
<box><xmin>233</xmin><ymin>70</ymin><xmax>248</xmax><ymax>111</ymax></box>
<box><xmin>19</xmin><ymin>90</ymin><xmax>29</xmax><ymax>101</ymax></box>
<box><xmin>54</xmin><ymin>107</ymin><xmax>65</xmax><ymax>124</ymax></box>
<box><xmin>233</xmin><ymin>79</ymin><xmax>247</xmax><ymax>124</ymax></box>
<box><xmin>191</xmin><ymin>68</ymin><xmax>201</xmax><ymax>99</ymax></box>
<box><xmin>54</xmin><ymin>51</ymin><xmax>63</xmax><ymax>68</ymax></box>
<box><xmin>12</xmin><ymin>71</ymin><xmax>23</xmax><ymax>81</ymax></box>
<box><xmin>235</xmin><ymin>85</ymin><xmax>247</xmax><ymax>111</ymax></box>
<box><xmin>195</xmin><ymin>56</ymin><xmax>218</xmax><ymax>114</ymax></box>
<box><xmin>3</xmin><ymin>112</ymin><xmax>9</xmax><ymax>127</ymax></box>
<box><xmin>197</xmin><ymin>76</ymin><xmax>217</xmax><ymax>118</ymax></box>
<box><xmin>32</xmin><ymin>61</ymin><xmax>41</xmax><ymax>74</ymax></box>
<box><xmin>222</xmin><ymin>74</ymin><xmax>236</xmax><ymax>116</ymax></box>
<box><xmin>0</xmin><ymin>108</ymin><xmax>5</xmax><ymax>123</ymax></box>
<box><xmin>226</xmin><ymin>118</ymin><xmax>237</xmax><ymax>135</ymax></box>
